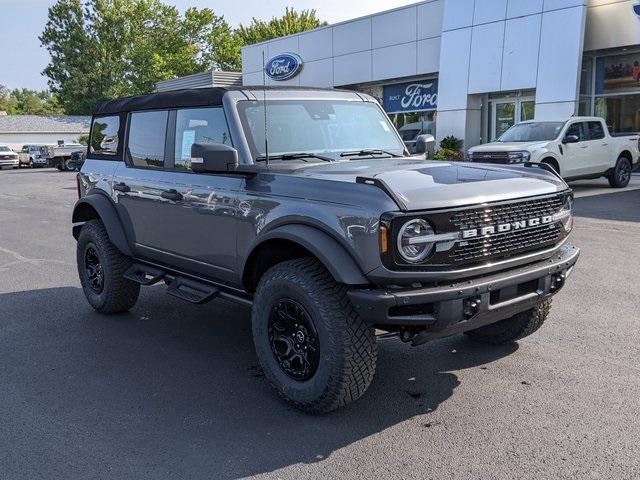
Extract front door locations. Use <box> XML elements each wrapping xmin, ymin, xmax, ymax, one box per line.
<box><xmin>113</xmin><ymin>108</ymin><xmax>242</xmax><ymax>284</ymax></box>
<box><xmin>491</xmin><ymin>97</ymin><xmax>536</xmax><ymax>140</ymax></box>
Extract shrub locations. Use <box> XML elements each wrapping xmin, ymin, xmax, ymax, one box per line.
<box><xmin>439</xmin><ymin>135</ymin><xmax>463</xmax><ymax>151</ymax></box>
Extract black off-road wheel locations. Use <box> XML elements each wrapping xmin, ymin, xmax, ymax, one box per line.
<box><xmin>252</xmin><ymin>258</ymin><xmax>377</xmax><ymax>414</ymax></box>
<box><xmin>465</xmin><ymin>299</ymin><xmax>551</xmax><ymax>345</ymax></box>
<box><xmin>77</xmin><ymin>220</ymin><xmax>140</xmax><ymax>314</ymax></box>
<box><xmin>608</xmin><ymin>156</ymin><xmax>632</xmax><ymax>188</ymax></box>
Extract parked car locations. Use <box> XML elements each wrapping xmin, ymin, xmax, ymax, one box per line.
<box><xmin>0</xmin><ymin>144</ymin><xmax>19</xmax><ymax>169</ymax></box>
<box><xmin>467</xmin><ymin>116</ymin><xmax>639</xmax><ymax>187</ymax></box>
<box><xmin>73</xmin><ymin>87</ymin><xmax>579</xmax><ymax>413</ymax></box>
<box><xmin>69</xmin><ymin>150</ymin><xmax>86</xmax><ymax>171</ymax></box>
<box><xmin>40</xmin><ymin>143</ymin><xmax>85</xmax><ymax>171</ymax></box>
<box><xmin>18</xmin><ymin>144</ymin><xmax>49</xmax><ymax>168</ymax></box>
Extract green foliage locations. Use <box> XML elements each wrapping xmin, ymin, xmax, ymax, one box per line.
<box><xmin>78</xmin><ymin>133</ymin><xmax>90</xmax><ymax>145</ymax></box>
<box><xmin>235</xmin><ymin>8</ymin><xmax>326</xmax><ymax>47</ymax></box>
<box><xmin>439</xmin><ymin>135</ymin><xmax>464</xmax><ymax>152</ymax></box>
<box><xmin>40</xmin><ymin>0</ymin><xmax>237</xmax><ymax>114</ymax></box>
<box><xmin>39</xmin><ymin>2</ymin><xmax>326</xmax><ymax>114</ymax></box>
<box><xmin>0</xmin><ymin>85</ymin><xmax>64</xmax><ymax>115</ymax></box>
<box><xmin>433</xmin><ymin>148</ymin><xmax>464</xmax><ymax>161</ymax></box>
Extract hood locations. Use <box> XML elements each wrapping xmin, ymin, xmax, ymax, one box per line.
<box><xmin>470</xmin><ymin>141</ymin><xmax>550</xmax><ymax>152</ymax></box>
<box><xmin>290</xmin><ymin>158</ymin><xmax>567</xmax><ymax>211</ymax></box>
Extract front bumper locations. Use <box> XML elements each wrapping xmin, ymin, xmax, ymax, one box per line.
<box><xmin>0</xmin><ymin>159</ymin><xmax>18</xmax><ymax>167</ymax></box>
<box><xmin>348</xmin><ymin>244</ymin><xmax>579</xmax><ymax>343</ymax></box>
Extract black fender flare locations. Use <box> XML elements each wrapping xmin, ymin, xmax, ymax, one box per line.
<box><xmin>245</xmin><ymin>224</ymin><xmax>369</xmax><ymax>286</ymax></box>
<box><xmin>72</xmin><ymin>194</ymin><xmax>133</xmax><ymax>257</ymax></box>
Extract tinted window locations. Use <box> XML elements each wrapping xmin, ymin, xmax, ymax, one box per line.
<box><xmin>174</xmin><ymin>108</ymin><xmax>231</xmax><ymax>171</ymax></box>
<box><xmin>565</xmin><ymin>122</ymin><xmax>587</xmax><ymax>141</ymax></box>
<box><xmin>128</xmin><ymin>111</ymin><xmax>167</xmax><ymax>168</ymax></box>
<box><xmin>588</xmin><ymin>121</ymin><xmax>605</xmax><ymax>140</ymax></box>
<box><xmin>90</xmin><ymin>116</ymin><xmax>120</xmax><ymax>156</ymax></box>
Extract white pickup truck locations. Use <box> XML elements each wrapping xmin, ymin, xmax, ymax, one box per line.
<box><xmin>468</xmin><ymin>116</ymin><xmax>639</xmax><ymax>188</ymax></box>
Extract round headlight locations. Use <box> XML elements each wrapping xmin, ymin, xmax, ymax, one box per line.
<box><xmin>397</xmin><ymin>219</ymin><xmax>435</xmax><ymax>263</ymax></box>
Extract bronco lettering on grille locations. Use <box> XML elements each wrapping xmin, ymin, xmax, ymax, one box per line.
<box><xmin>462</xmin><ymin>215</ymin><xmax>553</xmax><ymax>239</ymax></box>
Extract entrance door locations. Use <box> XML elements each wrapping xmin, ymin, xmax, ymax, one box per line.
<box><xmin>492</xmin><ymin>101</ymin><xmax>516</xmax><ymax>140</ymax></box>
<box><xmin>491</xmin><ymin>97</ymin><xmax>535</xmax><ymax>140</ymax></box>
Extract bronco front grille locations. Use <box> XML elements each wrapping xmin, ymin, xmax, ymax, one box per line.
<box><xmin>448</xmin><ymin>195</ymin><xmax>564</xmax><ymax>264</ymax></box>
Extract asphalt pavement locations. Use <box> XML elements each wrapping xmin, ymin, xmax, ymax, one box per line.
<box><xmin>1</xmin><ymin>168</ymin><xmax>639</xmax><ymax>480</ymax></box>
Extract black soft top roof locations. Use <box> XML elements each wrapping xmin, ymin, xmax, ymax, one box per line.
<box><xmin>92</xmin><ymin>87</ymin><xmax>228</xmax><ymax>115</ymax></box>
<box><xmin>92</xmin><ymin>85</ymin><xmax>358</xmax><ymax>115</ymax></box>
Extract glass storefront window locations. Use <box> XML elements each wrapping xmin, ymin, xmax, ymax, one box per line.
<box><xmin>578</xmin><ymin>97</ymin><xmax>592</xmax><ymax>116</ymax></box>
<box><xmin>595</xmin><ymin>95</ymin><xmax>640</xmax><ymax>133</ymax></box>
<box><xmin>520</xmin><ymin>101</ymin><xmax>535</xmax><ymax>121</ymax></box>
<box><xmin>388</xmin><ymin>111</ymin><xmax>436</xmax><ymax>153</ymax></box>
<box><xmin>580</xmin><ymin>57</ymin><xmax>593</xmax><ymax>95</ymax></box>
<box><xmin>596</xmin><ymin>53</ymin><xmax>640</xmax><ymax>95</ymax></box>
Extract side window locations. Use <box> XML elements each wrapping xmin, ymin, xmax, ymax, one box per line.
<box><xmin>588</xmin><ymin>121</ymin><xmax>605</xmax><ymax>140</ymax></box>
<box><xmin>128</xmin><ymin>110</ymin><xmax>168</xmax><ymax>169</ymax></box>
<box><xmin>565</xmin><ymin>122</ymin><xmax>586</xmax><ymax>141</ymax></box>
<box><xmin>174</xmin><ymin>107</ymin><xmax>231</xmax><ymax>171</ymax></box>
<box><xmin>21</xmin><ymin>146</ymin><xmax>28</xmax><ymax>153</ymax></box>
<box><xmin>90</xmin><ymin>116</ymin><xmax>120</xmax><ymax>156</ymax></box>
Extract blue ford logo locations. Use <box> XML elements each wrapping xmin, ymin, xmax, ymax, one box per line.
<box><xmin>264</xmin><ymin>53</ymin><xmax>303</xmax><ymax>81</ymax></box>
<box><xmin>634</xmin><ymin>4</ymin><xmax>640</xmax><ymax>15</ymax></box>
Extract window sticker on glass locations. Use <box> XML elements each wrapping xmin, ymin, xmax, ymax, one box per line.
<box><xmin>181</xmin><ymin>130</ymin><xmax>196</xmax><ymax>160</ymax></box>
<box><xmin>380</xmin><ymin>121</ymin><xmax>390</xmax><ymax>132</ymax></box>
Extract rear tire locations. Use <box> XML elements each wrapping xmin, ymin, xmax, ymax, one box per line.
<box><xmin>608</xmin><ymin>156</ymin><xmax>632</xmax><ymax>188</ymax></box>
<box><xmin>251</xmin><ymin>258</ymin><xmax>377</xmax><ymax>414</ymax></box>
<box><xmin>465</xmin><ymin>299</ymin><xmax>551</xmax><ymax>345</ymax></box>
<box><xmin>77</xmin><ymin>220</ymin><xmax>140</xmax><ymax>314</ymax></box>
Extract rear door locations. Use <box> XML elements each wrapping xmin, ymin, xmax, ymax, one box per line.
<box><xmin>584</xmin><ymin>120</ymin><xmax>610</xmax><ymax>173</ymax></box>
<box><xmin>561</xmin><ymin>121</ymin><xmax>589</xmax><ymax>177</ymax></box>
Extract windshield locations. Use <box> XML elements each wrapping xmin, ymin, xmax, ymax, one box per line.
<box><xmin>498</xmin><ymin>122</ymin><xmax>565</xmax><ymax>142</ymax></box>
<box><xmin>0</xmin><ymin>146</ymin><xmax>11</xmax><ymax>152</ymax></box>
<box><xmin>237</xmin><ymin>100</ymin><xmax>406</xmax><ymax>160</ymax></box>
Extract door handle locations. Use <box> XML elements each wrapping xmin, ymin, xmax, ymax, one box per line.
<box><xmin>161</xmin><ymin>189</ymin><xmax>183</xmax><ymax>201</ymax></box>
<box><xmin>580</xmin><ymin>145</ymin><xmax>589</xmax><ymax>149</ymax></box>
<box><xmin>602</xmin><ymin>143</ymin><xmax>609</xmax><ymax>146</ymax></box>
<box><xmin>113</xmin><ymin>182</ymin><xmax>130</xmax><ymax>193</ymax></box>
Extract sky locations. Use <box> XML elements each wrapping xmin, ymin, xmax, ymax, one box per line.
<box><xmin>0</xmin><ymin>0</ymin><xmax>419</xmax><ymax>91</ymax></box>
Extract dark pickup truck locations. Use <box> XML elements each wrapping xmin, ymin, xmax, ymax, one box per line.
<box><xmin>73</xmin><ymin>87</ymin><xmax>579</xmax><ymax>413</ymax></box>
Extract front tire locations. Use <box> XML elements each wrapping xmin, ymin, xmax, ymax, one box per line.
<box><xmin>608</xmin><ymin>156</ymin><xmax>632</xmax><ymax>188</ymax></box>
<box><xmin>465</xmin><ymin>299</ymin><xmax>551</xmax><ymax>345</ymax></box>
<box><xmin>77</xmin><ymin>220</ymin><xmax>140</xmax><ymax>314</ymax></box>
<box><xmin>252</xmin><ymin>258</ymin><xmax>377</xmax><ymax>414</ymax></box>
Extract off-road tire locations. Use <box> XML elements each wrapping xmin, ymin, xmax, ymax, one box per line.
<box><xmin>77</xmin><ymin>220</ymin><xmax>140</xmax><ymax>314</ymax></box>
<box><xmin>608</xmin><ymin>156</ymin><xmax>632</xmax><ymax>188</ymax></box>
<box><xmin>465</xmin><ymin>299</ymin><xmax>552</xmax><ymax>345</ymax></box>
<box><xmin>252</xmin><ymin>258</ymin><xmax>377</xmax><ymax>414</ymax></box>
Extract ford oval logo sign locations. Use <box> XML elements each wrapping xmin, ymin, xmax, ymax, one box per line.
<box><xmin>634</xmin><ymin>4</ymin><xmax>640</xmax><ymax>16</ymax></box>
<box><xmin>264</xmin><ymin>53</ymin><xmax>303</xmax><ymax>81</ymax></box>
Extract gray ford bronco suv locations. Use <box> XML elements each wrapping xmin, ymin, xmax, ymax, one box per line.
<box><xmin>73</xmin><ymin>87</ymin><xmax>579</xmax><ymax>413</ymax></box>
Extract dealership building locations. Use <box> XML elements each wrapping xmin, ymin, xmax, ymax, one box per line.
<box><xmin>236</xmin><ymin>0</ymin><xmax>640</xmax><ymax>149</ymax></box>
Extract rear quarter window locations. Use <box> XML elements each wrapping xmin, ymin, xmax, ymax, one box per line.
<box><xmin>90</xmin><ymin>115</ymin><xmax>121</xmax><ymax>158</ymax></box>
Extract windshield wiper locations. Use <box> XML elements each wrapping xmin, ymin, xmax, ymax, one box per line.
<box><xmin>255</xmin><ymin>152</ymin><xmax>333</xmax><ymax>163</ymax></box>
<box><xmin>340</xmin><ymin>149</ymin><xmax>401</xmax><ymax>158</ymax></box>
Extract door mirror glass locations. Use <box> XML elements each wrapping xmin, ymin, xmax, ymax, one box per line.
<box><xmin>562</xmin><ymin>135</ymin><xmax>580</xmax><ymax>144</ymax></box>
<box><xmin>190</xmin><ymin>143</ymin><xmax>239</xmax><ymax>173</ymax></box>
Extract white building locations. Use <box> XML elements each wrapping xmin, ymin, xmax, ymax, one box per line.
<box><xmin>241</xmin><ymin>0</ymin><xmax>640</xmax><ymax>150</ymax></box>
<box><xmin>0</xmin><ymin>115</ymin><xmax>90</xmax><ymax>151</ymax></box>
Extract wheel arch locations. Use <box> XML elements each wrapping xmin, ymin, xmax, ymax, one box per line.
<box><xmin>72</xmin><ymin>194</ymin><xmax>132</xmax><ymax>257</ymax></box>
<box><xmin>241</xmin><ymin>224</ymin><xmax>370</xmax><ymax>293</ymax></box>
<box><xmin>618</xmin><ymin>150</ymin><xmax>633</xmax><ymax>162</ymax></box>
<box><xmin>541</xmin><ymin>156</ymin><xmax>560</xmax><ymax>175</ymax></box>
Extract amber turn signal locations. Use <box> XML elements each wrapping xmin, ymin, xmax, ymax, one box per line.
<box><xmin>379</xmin><ymin>225</ymin><xmax>388</xmax><ymax>254</ymax></box>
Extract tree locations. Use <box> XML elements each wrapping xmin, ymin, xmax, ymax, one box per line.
<box><xmin>0</xmin><ymin>85</ymin><xmax>64</xmax><ymax>115</ymax></box>
<box><xmin>235</xmin><ymin>8</ymin><xmax>326</xmax><ymax>48</ymax></box>
<box><xmin>40</xmin><ymin>0</ymin><xmax>236</xmax><ymax>114</ymax></box>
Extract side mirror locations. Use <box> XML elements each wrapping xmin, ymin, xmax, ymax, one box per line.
<box><xmin>562</xmin><ymin>135</ymin><xmax>579</xmax><ymax>144</ymax></box>
<box><xmin>415</xmin><ymin>134</ymin><xmax>435</xmax><ymax>155</ymax></box>
<box><xmin>190</xmin><ymin>143</ymin><xmax>239</xmax><ymax>173</ymax></box>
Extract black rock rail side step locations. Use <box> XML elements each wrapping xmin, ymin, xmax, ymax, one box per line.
<box><xmin>124</xmin><ymin>263</ymin><xmax>166</xmax><ymax>286</ymax></box>
<box><xmin>165</xmin><ymin>276</ymin><xmax>220</xmax><ymax>304</ymax></box>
